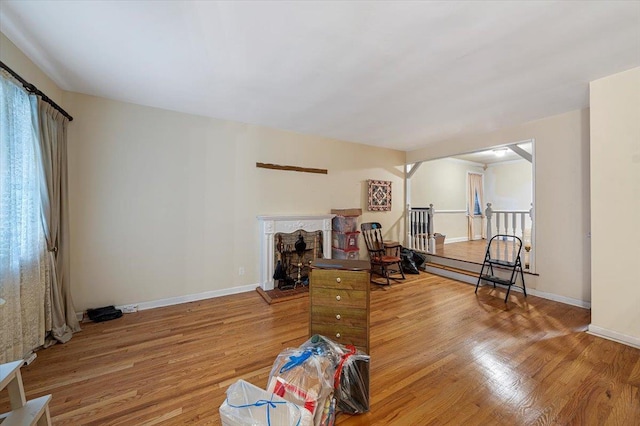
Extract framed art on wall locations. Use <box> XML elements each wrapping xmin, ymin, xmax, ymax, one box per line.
<box><xmin>367</xmin><ymin>180</ymin><xmax>392</xmax><ymax>211</ymax></box>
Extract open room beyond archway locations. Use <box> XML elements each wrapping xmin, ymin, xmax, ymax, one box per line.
<box><xmin>406</xmin><ymin>139</ymin><xmax>535</xmax><ymax>274</ymax></box>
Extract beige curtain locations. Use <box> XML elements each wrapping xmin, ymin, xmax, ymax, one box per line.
<box><xmin>35</xmin><ymin>100</ymin><xmax>81</xmax><ymax>344</ymax></box>
<box><xmin>467</xmin><ymin>173</ymin><xmax>485</xmax><ymax>241</ymax></box>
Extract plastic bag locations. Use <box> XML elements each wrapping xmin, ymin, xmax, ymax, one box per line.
<box><xmin>219</xmin><ymin>379</ymin><xmax>302</xmax><ymax>426</ymax></box>
<box><xmin>267</xmin><ymin>338</ymin><xmax>337</xmax><ymax>426</ymax></box>
<box><xmin>329</xmin><ymin>344</ymin><xmax>370</xmax><ymax>414</ymax></box>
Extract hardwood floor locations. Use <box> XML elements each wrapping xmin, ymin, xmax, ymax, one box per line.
<box><xmin>433</xmin><ymin>239</ymin><xmax>488</xmax><ymax>264</ymax></box>
<box><xmin>2</xmin><ymin>273</ymin><xmax>638</xmax><ymax>425</ymax></box>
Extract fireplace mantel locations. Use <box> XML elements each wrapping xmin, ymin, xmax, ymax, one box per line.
<box><xmin>258</xmin><ymin>214</ymin><xmax>334</xmax><ymax>290</ymax></box>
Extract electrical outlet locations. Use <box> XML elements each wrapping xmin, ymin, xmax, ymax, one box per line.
<box><xmin>121</xmin><ymin>304</ymin><xmax>138</xmax><ymax>314</ymax></box>
<box><xmin>239</xmin><ymin>267</ymin><xmax>245</xmax><ymax>276</ymax></box>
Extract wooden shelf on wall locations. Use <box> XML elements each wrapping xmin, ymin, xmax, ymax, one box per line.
<box><xmin>256</xmin><ymin>162</ymin><xmax>328</xmax><ymax>175</ymax></box>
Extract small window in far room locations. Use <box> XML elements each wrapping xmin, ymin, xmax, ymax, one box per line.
<box><xmin>473</xmin><ymin>191</ymin><xmax>482</xmax><ymax>216</ymax></box>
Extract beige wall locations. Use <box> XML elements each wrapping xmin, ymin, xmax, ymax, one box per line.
<box><xmin>589</xmin><ymin>67</ymin><xmax>640</xmax><ymax>344</ymax></box>
<box><xmin>484</xmin><ymin>160</ymin><xmax>532</xmax><ymax>211</ymax></box>
<box><xmin>62</xmin><ymin>92</ymin><xmax>405</xmax><ymax>310</ymax></box>
<box><xmin>2</xmin><ymin>30</ymin><xmax>405</xmax><ymax>311</ymax></box>
<box><xmin>408</xmin><ymin>109</ymin><xmax>591</xmax><ymax>304</ymax></box>
<box><xmin>410</xmin><ymin>158</ymin><xmax>484</xmax><ymax>241</ymax></box>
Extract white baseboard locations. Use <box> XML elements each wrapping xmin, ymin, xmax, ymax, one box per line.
<box><xmin>423</xmin><ymin>265</ymin><xmax>477</xmax><ymax>284</ymax></box>
<box><xmin>587</xmin><ymin>325</ymin><xmax>640</xmax><ymax>349</ymax></box>
<box><xmin>424</xmin><ymin>266</ymin><xmax>591</xmax><ymax>309</ymax></box>
<box><xmin>526</xmin><ymin>288</ymin><xmax>591</xmax><ymax>309</ymax></box>
<box><xmin>444</xmin><ymin>236</ymin><xmax>469</xmax><ymax>244</ymax></box>
<box><xmin>77</xmin><ymin>283</ymin><xmax>258</xmax><ymax>318</ymax></box>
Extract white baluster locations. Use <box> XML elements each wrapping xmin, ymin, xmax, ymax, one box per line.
<box><xmin>529</xmin><ymin>203</ymin><xmax>535</xmax><ymax>272</ymax></box>
<box><xmin>520</xmin><ymin>212</ymin><xmax>526</xmax><ymax>268</ymax></box>
<box><xmin>503</xmin><ymin>213</ymin><xmax>509</xmax><ymax>259</ymax></box>
<box><xmin>485</xmin><ymin>203</ymin><xmax>493</xmax><ymax>253</ymax></box>
<box><xmin>512</xmin><ymin>212</ymin><xmax>517</xmax><ymax>261</ymax></box>
<box><xmin>428</xmin><ymin>204</ymin><xmax>435</xmax><ymax>254</ymax></box>
<box><xmin>419</xmin><ymin>209</ymin><xmax>425</xmax><ymax>252</ymax></box>
<box><xmin>406</xmin><ymin>204</ymin><xmax>411</xmax><ymax>249</ymax></box>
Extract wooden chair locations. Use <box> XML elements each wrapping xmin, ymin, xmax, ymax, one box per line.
<box><xmin>361</xmin><ymin>222</ymin><xmax>405</xmax><ymax>285</ymax></box>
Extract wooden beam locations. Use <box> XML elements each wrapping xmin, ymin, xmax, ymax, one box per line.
<box><xmin>256</xmin><ymin>162</ymin><xmax>328</xmax><ymax>174</ymax></box>
<box><xmin>406</xmin><ymin>161</ymin><xmax>423</xmax><ymax>179</ymax></box>
<box><xmin>508</xmin><ymin>144</ymin><xmax>532</xmax><ymax>163</ymax></box>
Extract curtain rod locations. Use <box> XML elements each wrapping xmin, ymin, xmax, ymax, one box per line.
<box><xmin>0</xmin><ymin>60</ymin><xmax>73</xmax><ymax>122</ymax></box>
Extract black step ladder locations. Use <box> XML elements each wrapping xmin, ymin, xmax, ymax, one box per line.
<box><xmin>475</xmin><ymin>234</ymin><xmax>526</xmax><ymax>302</ymax></box>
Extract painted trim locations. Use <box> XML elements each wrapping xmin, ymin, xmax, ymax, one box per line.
<box><xmin>445</xmin><ymin>236</ymin><xmax>468</xmax><ymax>244</ymax></box>
<box><xmin>433</xmin><ymin>209</ymin><xmax>467</xmax><ymax>214</ymax></box>
<box><xmin>423</xmin><ymin>266</ymin><xmax>591</xmax><ymax>310</ymax></box>
<box><xmin>135</xmin><ymin>284</ymin><xmax>257</xmax><ymax>311</ymax></box>
<box><xmin>443</xmin><ymin>157</ymin><xmax>485</xmax><ymax>167</ymax></box>
<box><xmin>423</xmin><ymin>265</ymin><xmax>476</xmax><ymax>284</ymax></box>
<box><xmin>77</xmin><ymin>283</ymin><xmax>257</xmax><ymax>318</ymax></box>
<box><xmin>485</xmin><ymin>158</ymin><xmax>529</xmax><ymax>167</ymax></box>
<box><xmin>587</xmin><ymin>325</ymin><xmax>640</xmax><ymax>349</ymax></box>
<box><xmin>526</xmin><ymin>288</ymin><xmax>590</xmax><ymax>309</ymax></box>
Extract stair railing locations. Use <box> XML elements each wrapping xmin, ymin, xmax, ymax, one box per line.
<box><xmin>406</xmin><ymin>204</ymin><xmax>434</xmax><ymax>253</ymax></box>
<box><xmin>485</xmin><ymin>203</ymin><xmax>535</xmax><ymax>272</ymax></box>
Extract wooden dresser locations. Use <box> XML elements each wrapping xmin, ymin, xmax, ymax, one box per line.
<box><xmin>309</xmin><ymin>259</ymin><xmax>371</xmax><ymax>354</ymax></box>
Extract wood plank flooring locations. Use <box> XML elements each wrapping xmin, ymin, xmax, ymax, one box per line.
<box><xmin>2</xmin><ymin>273</ymin><xmax>638</xmax><ymax>425</ymax></box>
<box><xmin>433</xmin><ymin>239</ymin><xmax>487</xmax><ymax>264</ymax></box>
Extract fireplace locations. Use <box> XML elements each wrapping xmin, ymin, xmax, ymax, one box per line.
<box><xmin>258</xmin><ymin>215</ymin><xmax>334</xmax><ymax>291</ymax></box>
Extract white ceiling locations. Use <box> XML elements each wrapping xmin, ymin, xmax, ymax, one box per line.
<box><xmin>1</xmin><ymin>1</ymin><xmax>639</xmax><ymax>151</ymax></box>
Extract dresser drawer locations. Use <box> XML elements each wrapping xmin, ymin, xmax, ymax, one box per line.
<box><xmin>310</xmin><ymin>269</ymin><xmax>369</xmax><ymax>290</ymax></box>
<box><xmin>311</xmin><ymin>288</ymin><xmax>366</xmax><ymax>309</ymax></box>
<box><xmin>310</xmin><ymin>305</ymin><xmax>367</xmax><ymax>328</ymax></box>
<box><xmin>310</xmin><ymin>323</ymin><xmax>368</xmax><ymax>349</ymax></box>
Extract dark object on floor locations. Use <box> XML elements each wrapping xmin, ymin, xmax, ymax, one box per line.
<box><xmin>400</xmin><ymin>248</ymin><xmax>426</xmax><ymax>274</ymax></box>
<box><xmin>412</xmin><ymin>250</ymin><xmax>426</xmax><ymax>267</ymax></box>
<box><xmin>87</xmin><ymin>305</ymin><xmax>123</xmax><ymax>322</ymax></box>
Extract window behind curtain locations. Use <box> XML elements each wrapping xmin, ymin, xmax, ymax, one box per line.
<box><xmin>473</xmin><ymin>191</ymin><xmax>482</xmax><ymax>216</ymax></box>
<box><xmin>0</xmin><ymin>72</ymin><xmax>47</xmax><ymax>362</ymax></box>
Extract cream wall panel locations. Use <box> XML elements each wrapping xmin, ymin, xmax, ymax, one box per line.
<box><xmin>484</xmin><ymin>160</ymin><xmax>532</xmax><ymax>211</ymax></box>
<box><xmin>589</xmin><ymin>67</ymin><xmax>640</xmax><ymax>342</ymax></box>
<box><xmin>408</xmin><ymin>109</ymin><xmax>591</xmax><ymax>303</ymax></box>
<box><xmin>63</xmin><ymin>93</ymin><xmax>405</xmax><ymax>310</ymax></box>
<box><xmin>410</xmin><ymin>158</ymin><xmax>483</xmax><ymax>241</ymax></box>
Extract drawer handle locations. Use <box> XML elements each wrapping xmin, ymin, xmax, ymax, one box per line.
<box><xmin>336</xmin><ymin>295</ymin><xmax>341</xmax><ymax>301</ymax></box>
<box><xmin>336</xmin><ymin>277</ymin><xmax>341</xmax><ymax>283</ymax></box>
<box><xmin>336</xmin><ymin>333</ymin><xmax>341</xmax><ymax>338</ymax></box>
<box><xmin>336</xmin><ymin>314</ymin><xmax>341</xmax><ymax>320</ymax></box>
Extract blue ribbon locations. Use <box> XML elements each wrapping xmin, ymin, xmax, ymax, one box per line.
<box><xmin>279</xmin><ymin>349</ymin><xmax>313</xmax><ymax>373</ymax></box>
<box><xmin>226</xmin><ymin>394</ymin><xmax>301</xmax><ymax>426</ymax></box>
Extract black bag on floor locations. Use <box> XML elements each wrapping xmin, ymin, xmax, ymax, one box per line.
<box><xmin>412</xmin><ymin>250</ymin><xmax>426</xmax><ymax>268</ymax></box>
<box><xmin>87</xmin><ymin>305</ymin><xmax>123</xmax><ymax>322</ymax></box>
<box><xmin>401</xmin><ymin>248</ymin><xmax>420</xmax><ymax>274</ymax></box>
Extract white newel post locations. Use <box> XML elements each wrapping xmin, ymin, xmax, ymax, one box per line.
<box><xmin>485</xmin><ymin>203</ymin><xmax>493</xmax><ymax>250</ymax></box>
<box><xmin>257</xmin><ymin>215</ymin><xmax>334</xmax><ymax>291</ymax></box>
<box><xmin>428</xmin><ymin>204</ymin><xmax>436</xmax><ymax>254</ymax></box>
<box><xmin>406</xmin><ymin>203</ymin><xmax>412</xmax><ymax>249</ymax></box>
